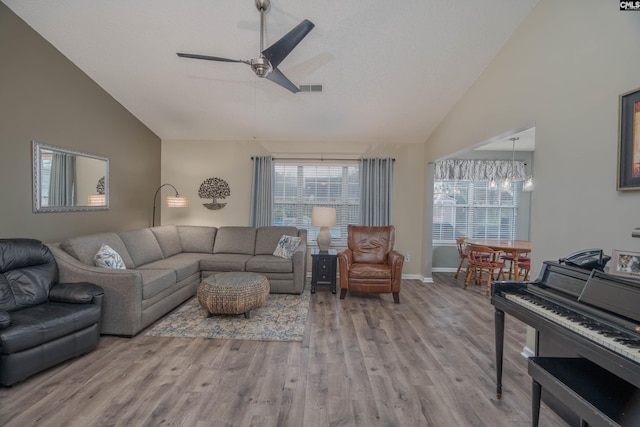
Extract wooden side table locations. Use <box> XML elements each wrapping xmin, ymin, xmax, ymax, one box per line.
<box><xmin>311</xmin><ymin>249</ymin><xmax>337</xmax><ymax>294</ymax></box>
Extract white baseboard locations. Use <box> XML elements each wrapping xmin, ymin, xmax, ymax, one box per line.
<box><xmin>402</xmin><ymin>274</ymin><xmax>423</xmax><ymax>280</ymax></box>
<box><xmin>521</xmin><ymin>346</ymin><xmax>535</xmax><ymax>358</ymax></box>
<box><xmin>431</xmin><ymin>267</ymin><xmax>459</xmax><ymax>273</ymax></box>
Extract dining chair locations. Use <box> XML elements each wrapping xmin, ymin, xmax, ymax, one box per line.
<box><xmin>465</xmin><ymin>244</ymin><xmax>506</xmax><ymax>296</ymax></box>
<box><xmin>454</xmin><ymin>237</ymin><xmax>469</xmax><ymax>279</ymax></box>
<box><xmin>500</xmin><ymin>252</ymin><xmax>531</xmax><ymax>279</ymax></box>
<box><xmin>457</xmin><ymin>238</ymin><xmax>490</xmax><ymax>281</ymax></box>
<box><xmin>517</xmin><ymin>258</ymin><xmax>531</xmax><ymax>281</ymax></box>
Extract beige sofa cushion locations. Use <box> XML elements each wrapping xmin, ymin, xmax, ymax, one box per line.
<box><xmin>200</xmin><ymin>254</ymin><xmax>253</xmax><ymax>272</ymax></box>
<box><xmin>254</xmin><ymin>226</ymin><xmax>299</xmax><ymax>255</ymax></box>
<box><xmin>150</xmin><ymin>225</ymin><xmax>182</xmax><ymax>258</ymax></box>
<box><xmin>119</xmin><ymin>229</ymin><xmax>165</xmax><ymax>268</ymax></box>
<box><xmin>137</xmin><ymin>269</ymin><xmax>177</xmax><ymax>300</ymax></box>
<box><xmin>213</xmin><ymin>227</ymin><xmax>256</xmax><ymax>255</ymax></box>
<box><xmin>137</xmin><ymin>253</ymin><xmax>202</xmax><ymax>282</ymax></box>
<box><xmin>177</xmin><ymin>226</ymin><xmax>217</xmax><ymax>253</ymax></box>
<box><xmin>60</xmin><ymin>233</ymin><xmax>134</xmax><ymax>269</ymax></box>
<box><xmin>246</xmin><ymin>255</ymin><xmax>293</xmax><ymax>273</ymax></box>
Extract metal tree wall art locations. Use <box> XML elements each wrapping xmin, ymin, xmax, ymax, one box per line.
<box><xmin>198</xmin><ymin>177</ymin><xmax>230</xmax><ymax>210</ymax></box>
<box><xmin>96</xmin><ymin>176</ymin><xmax>105</xmax><ymax>195</ymax></box>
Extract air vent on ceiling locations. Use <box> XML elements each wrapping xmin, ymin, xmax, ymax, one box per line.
<box><xmin>299</xmin><ymin>84</ymin><xmax>323</xmax><ymax>93</ymax></box>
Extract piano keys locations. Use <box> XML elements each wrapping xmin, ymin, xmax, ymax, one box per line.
<box><xmin>504</xmin><ymin>292</ymin><xmax>640</xmax><ymax>363</ymax></box>
<box><xmin>491</xmin><ymin>261</ymin><xmax>640</xmax><ymax>424</ymax></box>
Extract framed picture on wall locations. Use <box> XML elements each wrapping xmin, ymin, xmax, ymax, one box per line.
<box><xmin>609</xmin><ymin>249</ymin><xmax>640</xmax><ymax>279</ymax></box>
<box><xmin>617</xmin><ymin>87</ymin><xmax>640</xmax><ymax>190</ymax></box>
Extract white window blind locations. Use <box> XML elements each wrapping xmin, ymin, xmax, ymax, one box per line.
<box><xmin>433</xmin><ymin>180</ymin><xmax>520</xmax><ymax>244</ymax></box>
<box><xmin>274</xmin><ymin>162</ymin><xmax>360</xmax><ymax>246</ymax></box>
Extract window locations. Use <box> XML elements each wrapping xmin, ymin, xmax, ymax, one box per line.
<box><xmin>274</xmin><ymin>163</ymin><xmax>359</xmax><ymax>246</ymax></box>
<box><xmin>40</xmin><ymin>154</ymin><xmax>51</xmax><ymax>207</ymax></box>
<box><xmin>433</xmin><ymin>180</ymin><xmax>521</xmax><ymax>244</ymax></box>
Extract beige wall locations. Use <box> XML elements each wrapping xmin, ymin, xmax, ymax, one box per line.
<box><xmin>161</xmin><ymin>140</ymin><xmax>425</xmax><ymax>276</ymax></box>
<box><xmin>0</xmin><ymin>3</ymin><xmax>161</xmax><ymax>242</ymax></box>
<box><xmin>425</xmin><ymin>0</ymin><xmax>640</xmax><ymax>272</ymax></box>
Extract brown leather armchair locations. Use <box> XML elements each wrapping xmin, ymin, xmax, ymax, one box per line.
<box><xmin>337</xmin><ymin>225</ymin><xmax>404</xmax><ymax>303</ymax></box>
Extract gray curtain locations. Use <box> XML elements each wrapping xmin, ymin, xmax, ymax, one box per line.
<box><xmin>249</xmin><ymin>155</ymin><xmax>273</xmax><ymax>227</ymax></box>
<box><xmin>48</xmin><ymin>152</ymin><xmax>76</xmax><ymax>206</ymax></box>
<box><xmin>359</xmin><ymin>157</ymin><xmax>394</xmax><ymax>226</ymax></box>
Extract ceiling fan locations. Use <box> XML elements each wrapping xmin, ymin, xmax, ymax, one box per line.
<box><xmin>177</xmin><ymin>0</ymin><xmax>314</xmax><ymax>93</ymax></box>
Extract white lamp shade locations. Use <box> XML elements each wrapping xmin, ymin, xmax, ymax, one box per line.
<box><xmin>166</xmin><ymin>195</ymin><xmax>188</xmax><ymax>208</ymax></box>
<box><xmin>312</xmin><ymin>207</ymin><xmax>336</xmax><ymax>252</ymax></box>
<box><xmin>311</xmin><ymin>207</ymin><xmax>336</xmax><ymax>227</ymax></box>
<box><xmin>87</xmin><ymin>194</ymin><xmax>106</xmax><ymax>206</ymax></box>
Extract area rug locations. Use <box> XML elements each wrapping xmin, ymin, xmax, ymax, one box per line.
<box><xmin>145</xmin><ymin>290</ymin><xmax>310</xmax><ymax>342</ymax></box>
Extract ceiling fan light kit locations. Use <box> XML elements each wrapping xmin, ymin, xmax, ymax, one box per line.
<box><xmin>177</xmin><ymin>0</ymin><xmax>314</xmax><ymax>93</ymax></box>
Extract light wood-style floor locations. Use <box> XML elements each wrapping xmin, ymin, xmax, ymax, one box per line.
<box><xmin>0</xmin><ymin>274</ymin><xmax>568</xmax><ymax>427</ymax></box>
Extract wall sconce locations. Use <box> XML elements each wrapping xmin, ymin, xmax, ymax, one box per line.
<box><xmin>152</xmin><ymin>183</ymin><xmax>188</xmax><ymax>226</ymax></box>
<box><xmin>312</xmin><ymin>207</ymin><xmax>336</xmax><ymax>252</ymax></box>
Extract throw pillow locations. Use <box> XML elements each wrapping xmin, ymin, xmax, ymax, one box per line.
<box><xmin>94</xmin><ymin>243</ymin><xmax>126</xmax><ymax>269</ymax></box>
<box><xmin>273</xmin><ymin>235</ymin><xmax>301</xmax><ymax>259</ymax></box>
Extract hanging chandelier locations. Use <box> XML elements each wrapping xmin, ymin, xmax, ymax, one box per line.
<box><xmin>501</xmin><ymin>137</ymin><xmax>518</xmax><ymax>190</ymax></box>
<box><xmin>501</xmin><ymin>136</ymin><xmax>534</xmax><ymax>191</ymax></box>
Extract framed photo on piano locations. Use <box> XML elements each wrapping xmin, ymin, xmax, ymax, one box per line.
<box><xmin>609</xmin><ymin>249</ymin><xmax>640</xmax><ymax>278</ymax></box>
<box><xmin>617</xmin><ymin>87</ymin><xmax>640</xmax><ymax>190</ymax></box>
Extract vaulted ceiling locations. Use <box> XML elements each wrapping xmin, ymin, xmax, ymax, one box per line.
<box><xmin>3</xmin><ymin>0</ymin><xmax>538</xmax><ymax>143</ymax></box>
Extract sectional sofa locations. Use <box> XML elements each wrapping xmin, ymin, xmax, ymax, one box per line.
<box><xmin>47</xmin><ymin>225</ymin><xmax>307</xmax><ymax>337</ymax></box>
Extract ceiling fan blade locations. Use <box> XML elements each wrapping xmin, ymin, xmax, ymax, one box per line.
<box><xmin>177</xmin><ymin>53</ymin><xmax>250</xmax><ymax>65</ymax></box>
<box><xmin>266</xmin><ymin>68</ymin><xmax>300</xmax><ymax>93</ymax></box>
<box><xmin>262</xmin><ymin>19</ymin><xmax>314</xmax><ymax>69</ymax></box>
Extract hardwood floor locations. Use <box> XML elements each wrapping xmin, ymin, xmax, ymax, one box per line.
<box><xmin>0</xmin><ymin>274</ymin><xmax>568</xmax><ymax>426</ymax></box>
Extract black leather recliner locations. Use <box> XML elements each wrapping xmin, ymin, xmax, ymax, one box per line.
<box><xmin>0</xmin><ymin>238</ymin><xmax>103</xmax><ymax>386</ymax></box>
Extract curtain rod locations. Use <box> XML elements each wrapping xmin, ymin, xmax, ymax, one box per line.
<box><xmin>251</xmin><ymin>156</ymin><xmax>395</xmax><ymax>161</ymax></box>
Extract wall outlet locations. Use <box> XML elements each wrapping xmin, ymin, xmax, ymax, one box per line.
<box><xmin>404</xmin><ymin>253</ymin><xmax>411</xmax><ymax>262</ymax></box>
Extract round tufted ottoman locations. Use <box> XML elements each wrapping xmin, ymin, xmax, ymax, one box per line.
<box><xmin>197</xmin><ymin>272</ymin><xmax>269</xmax><ymax>319</ymax></box>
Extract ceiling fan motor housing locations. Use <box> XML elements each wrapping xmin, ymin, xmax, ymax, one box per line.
<box><xmin>255</xmin><ymin>0</ymin><xmax>270</xmax><ymax>12</ymax></box>
<box><xmin>251</xmin><ymin>57</ymin><xmax>272</xmax><ymax>77</ymax></box>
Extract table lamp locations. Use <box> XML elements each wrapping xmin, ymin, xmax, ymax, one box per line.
<box><xmin>312</xmin><ymin>207</ymin><xmax>336</xmax><ymax>252</ymax></box>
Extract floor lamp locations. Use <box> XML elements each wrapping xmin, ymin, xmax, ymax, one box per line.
<box><xmin>312</xmin><ymin>207</ymin><xmax>336</xmax><ymax>252</ymax></box>
<box><xmin>152</xmin><ymin>183</ymin><xmax>188</xmax><ymax>227</ymax></box>
<box><xmin>87</xmin><ymin>194</ymin><xmax>106</xmax><ymax>206</ymax></box>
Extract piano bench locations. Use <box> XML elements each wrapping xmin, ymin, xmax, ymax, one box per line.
<box><xmin>528</xmin><ymin>357</ymin><xmax>640</xmax><ymax>427</ymax></box>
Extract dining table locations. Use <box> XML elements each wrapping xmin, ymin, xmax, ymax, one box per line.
<box><xmin>467</xmin><ymin>239</ymin><xmax>532</xmax><ymax>281</ymax></box>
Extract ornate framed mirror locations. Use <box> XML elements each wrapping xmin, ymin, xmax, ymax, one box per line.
<box><xmin>32</xmin><ymin>141</ymin><xmax>109</xmax><ymax>212</ymax></box>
